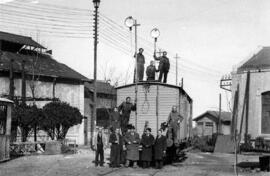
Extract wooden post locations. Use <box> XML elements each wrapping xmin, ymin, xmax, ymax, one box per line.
<box><xmin>245</xmin><ymin>71</ymin><xmax>250</xmax><ymax>144</ymax></box>
<box><xmin>231</xmin><ymin>84</ymin><xmax>239</xmax><ymax>138</ymax></box>
<box><xmin>189</xmin><ymin>100</ymin><xmax>193</xmax><ymax>138</ymax></box>
<box><xmin>156</xmin><ymin>85</ymin><xmax>159</xmax><ymax>134</ymax></box>
<box><xmin>218</xmin><ymin>93</ymin><xmax>222</xmax><ymax>134</ymax></box>
<box><xmin>21</xmin><ymin>60</ymin><xmax>26</xmax><ymax>104</ymax></box>
<box><xmin>174</xmin><ymin>54</ymin><xmax>180</xmax><ymax>86</ymax></box>
<box><xmin>9</xmin><ymin>59</ymin><xmax>14</xmax><ymax>100</ymax></box>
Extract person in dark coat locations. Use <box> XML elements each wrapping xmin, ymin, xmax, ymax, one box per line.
<box><xmin>154</xmin><ymin>129</ymin><xmax>167</xmax><ymax>169</ymax></box>
<box><xmin>118</xmin><ymin>97</ymin><xmax>136</xmax><ymax>134</ymax></box>
<box><xmin>124</xmin><ymin>126</ymin><xmax>140</xmax><ymax>168</ymax></box>
<box><xmin>134</xmin><ymin>48</ymin><xmax>145</xmax><ymax>82</ymax></box>
<box><xmin>110</xmin><ymin>107</ymin><xmax>121</xmax><ymax>131</ymax></box>
<box><xmin>146</xmin><ymin>60</ymin><xmax>159</xmax><ymax>81</ymax></box>
<box><xmin>141</xmin><ymin>128</ymin><xmax>155</xmax><ymax>168</ymax></box>
<box><xmin>154</xmin><ymin>51</ymin><xmax>170</xmax><ymax>83</ymax></box>
<box><xmin>93</xmin><ymin>127</ymin><xmax>107</xmax><ymax>167</ymax></box>
<box><xmin>109</xmin><ymin>128</ymin><xmax>123</xmax><ymax>168</ymax></box>
<box><xmin>167</xmin><ymin>106</ymin><xmax>184</xmax><ymax>144</ymax></box>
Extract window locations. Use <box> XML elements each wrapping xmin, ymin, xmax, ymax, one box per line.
<box><xmin>0</xmin><ymin>105</ymin><xmax>7</xmax><ymax>135</ymax></box>
<box><xmin>197</xmin><ymin>122</ymin><xmax>203</xmax><ymax>126</ymax></box>
<box><xmin>262</xmin><ymin>91</ymin><xmax>270</xmax><ymax>134</ymax></box>
<box><xmin>205</xmin><ymin>122</ymin><xmax>213</xmax><ymax>127</ymax></box>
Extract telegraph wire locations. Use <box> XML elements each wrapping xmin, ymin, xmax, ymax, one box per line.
<box><xmin>0</xmin><ymin>3</ymin><xmax>224</xmax><ymax>77</ymax></box>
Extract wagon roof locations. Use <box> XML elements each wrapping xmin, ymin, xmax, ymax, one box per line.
<box><xmin>116</xmin><ymin>81</ymin><xmax>192</xmax><ymax>103</ymax></box>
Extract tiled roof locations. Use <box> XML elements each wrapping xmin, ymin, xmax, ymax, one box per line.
<box><xmin>238</xmin><ymin>47</ymin><xmax>270</xmax><ymax>72</ymax></box>
<box><xmin>0</xmin><ymin>51</ymin><xmax>89</xmax><ymax>82</ymax></box>
<box><xmin>0</xmin><ymin>31</ymin><xmax>45</xmax><ymax>49</ymax></box>
<box><xmin>193</xmin><ymin>110</ymin><xmax>232</xmax><ymax>123</ymax></box>
<box><xmin>85</xmin><ymin>81</ymin><xmax>116</xmax><ymax>95</ymax></box>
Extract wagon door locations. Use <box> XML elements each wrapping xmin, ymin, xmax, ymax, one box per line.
<box><xmin>261</xmin><ymin>91</ymin><xmax>270</xmax><ymax>134</ymax></box>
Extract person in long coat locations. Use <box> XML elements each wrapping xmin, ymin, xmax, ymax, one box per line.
<box><xmin>154</xmin><ymin>129</ymin><xmax>167</xmax><ymax>169</ymax></box>
<box><xmin>141</xmin><ymin>128</ymin><xmax>155</xmax><ymax>168</ymax></box>
<box><xmin>134</xmin><ymin>48</ymin><xmax>145</xmax><ymax>82</ymax></box>
<box><xmin>167</xmin><ymin>106</ymin><xmax>184</xmax><ymax>144</ymax></box>
<box><xmin>118</xmin><ymin>97</ymin><xmax>136</xmax><ymax>134</ymax></box>
<box><xmin>109</xmin><ymin>128</ymin><xmax>123</xmax><ymax>168</ymax></box>
<box><xmin>93</xmin><ymin>127</ymin><xmax>108</xmax><ymax>167</ymax></box>
<box><xmin>154</xmin><ymin>51</ymin><xmax>170</xmax><ymax>83</ymax></box>
<box><xmin>110</xmin><ymin>107</ymin><xmax>121</xmax><ymax>131</ymax></box>
<box><xmin>146</xmin><ymin>60</ymin><xmax>159</xmax><ymax>81</ymax></box>
<box><xmin>124</xmin><ymin>126</ymin><xmax>140</xmax><ymax>168</ymax></box>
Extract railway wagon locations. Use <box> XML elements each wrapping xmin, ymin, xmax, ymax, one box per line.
<box><xmin>116</xmin><ymin>82</ymin><xmax>193</xmax><ymax>141</ymax></box>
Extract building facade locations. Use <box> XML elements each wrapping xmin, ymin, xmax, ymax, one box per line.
<box><xmin>231</xmin><ymin>47</ymin><xmax>270</xmax><ymax>140</ymax></box>
<box><xmin>193</xmin><ymin>111</ymin><xmax>231</xmax><ymax>137</ymax></box>
<box><xmin>0</xmin><ymin>31</ymin><xmax>88</xmax><ymax>145</ymax></box>
<box><xmin>84</xmin><ymin>81</ymin><xmax>116</xmax><ymax>145</ymax></box>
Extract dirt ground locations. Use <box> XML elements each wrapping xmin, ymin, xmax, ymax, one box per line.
<box><xmin>0</xmin><ymin>148</ymin><xmax>270</xmax><ymax>176</ymax></box>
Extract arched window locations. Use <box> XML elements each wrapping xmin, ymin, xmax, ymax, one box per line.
<box><xmin>261</xmin><ymin>91</ymin><xmax>270</xmax><ymax>134</ymax></box>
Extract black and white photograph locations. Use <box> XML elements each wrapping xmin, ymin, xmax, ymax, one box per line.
<box><xmin>0</xmin><ymin>0</ymin><xmax>270</xmax><ymax>175</ymax></box>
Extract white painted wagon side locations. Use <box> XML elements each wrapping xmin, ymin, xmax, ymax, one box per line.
<box><xmin>116</xmin><ymin>82</ymin><xmax>192</xmax><ymax>139</ymax></box>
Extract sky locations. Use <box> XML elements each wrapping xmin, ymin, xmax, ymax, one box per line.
<box><xmin>1</xmin><ymin>0</ymin><xmax>270</xmax><ymax>117</ymax></box>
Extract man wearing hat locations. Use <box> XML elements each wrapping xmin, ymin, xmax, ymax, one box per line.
<box><xmin>109</xmin><ymin>128</ymin><xmax>123</xmax><ymax>168</ymax></box>
<box><xmin>154</xmin><ymin>129</ymin><xmax>167</xmax><ymax>169</ymax></box>
<box><xmin>124</xmin><ymin>126</ymin><xmax>140</xmax><ymax>168</ymax></box>
<box><xmin>93</xmin><ymin>127</ymin><xmax>107</xmax><ymax>167</ymax></box>
<box><xmin>141</xmin><ymin>128</ymin><xmax>155</xmax><ymax>168</ymax></box>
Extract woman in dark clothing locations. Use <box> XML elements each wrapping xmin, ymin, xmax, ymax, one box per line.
<box><xmin>141</xmin><ymin>128</ymin><xmax>155</xmax><ymax>168</ymax></box>
<box><xmin>109</xmin><ymin>128</ymin><xmax>123</xmax><ymax>168</ymax></box>
<box><xmin>154</xmin><ymin>129</ymin><xmax>167</xmax><ymax>169</ymax></box>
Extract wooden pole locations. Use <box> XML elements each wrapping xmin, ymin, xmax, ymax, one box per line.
<box><xmin>174</xmin><ymin>54</ymin><xmax>179</xmax><ymax>86</ymax></box>
<box><xmin>218</xmin><ymin>93</ymin><xmax>222</xmax><ymax>134</ymax></box>
<box><xmin>21</xmin><ymin>60</ymin><xmax>26</xmax><ymax>104</ymax></box>
<box><xmin>134</xmin><ymin>20</ymin><xmax>138</xmax><ymax>131</ymax></box>
<box><xmin>9</xmin><ymin>59</ymin><xmax>14</xmax><ymax>100</ymax></box>
<box><xmin>92</xmin><ymin>3</ymin><xmax>99</xmax><ymax>144</ymax></box>
<box><xmin>245</xmin><ymin>71</ymin><xmax>250</xmax><ymax>144</ymax></box>
<box><xmin>156</xmin><ymin>85</ymin><xmax>159</xmax><ymax>134</ymax></box>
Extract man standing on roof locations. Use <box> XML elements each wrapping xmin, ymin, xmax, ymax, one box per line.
<box><xmin>154</xmin><ymin>51</ymin><xmax>170</xmax><ymax>83</ymax></box>
<box><xmin>134</xmin><ymin>48</ymin><xmax>145</xmax><ymax>82</ymax></box>
<box><xmin>167</xmin><ymin>106</ymin><xmax>184</xmax><ymax>144</ymax></box>
<box><xmin>146</xmin><ymin>60</ymin><xmax>159</xmax><ymax>81</ymax></box>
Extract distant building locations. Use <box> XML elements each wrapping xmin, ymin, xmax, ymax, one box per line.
<box><xmin>231</xmin><ymin>47</ymin><xmax>270</xmax><ymax>140</ymax></box>
<box><xmin>84</xmin><ymin>81</ymin><xmax>116</xmax><ymax>145</ymax></box>
<box><xmin>193</xmin><ymin>111</ymin><xmax>231</xmax><ymax>137</ymax></box>
<box><xmin>0</xmin><ymin>31</ymin><xmax>89</xmax><ymax>145</ymax></box>
<box><xmin>116</xmin><ymin>82</ymin><xmax>193</xmax><ymax>140</ymax></box>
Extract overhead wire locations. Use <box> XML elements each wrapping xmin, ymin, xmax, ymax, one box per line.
<box><xmin>0</xmin><ymin>1</ymin><xmax>224</xmax><ymax>79</ymax></box>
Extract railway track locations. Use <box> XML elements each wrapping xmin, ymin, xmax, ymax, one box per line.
<box><xmin>97</xmin><ymin>167</ymin><xmax>162</xmax><ymax>176</ymax></box>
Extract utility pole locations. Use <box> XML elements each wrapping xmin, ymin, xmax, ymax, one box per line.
<box><xmin>174</xmin><ymin>54</ymin><xmax>180</xmax><ymax>86</ymax></box>
<box><xmin>218</xmin><ymin>93</ymin><xmax>222</xmax><ymax>134</ymax></box>
<box><xmin>92</xmin><ymin>0</ymin><xmax>100</xmax><ymax>145</ymax></box>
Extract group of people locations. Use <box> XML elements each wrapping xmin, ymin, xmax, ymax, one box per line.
<box><xmin>93</xmin><ymin>125</ymin><xmax>167</xmax><ymax>169</ymax></box>
<box><xmin>135</xmin><ymin>48</ymin><xmax>170</xmax><ymax>83</ymax></box>
<box><xmin>92</xmin><ymin>96</ymin><xmax>184</xmax><ymax>169</ymax></box>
